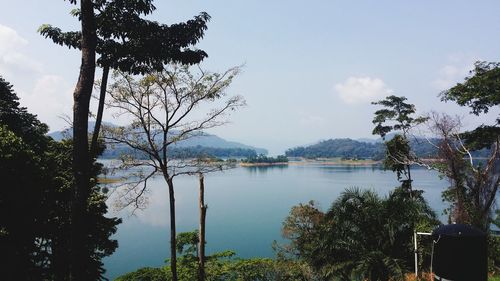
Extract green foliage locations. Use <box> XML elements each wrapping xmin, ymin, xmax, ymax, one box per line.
<box><xmin>432</xmin><ymin>61</ymin><xmax>500</xmax><ymax>231</ymax></box>
<box><xmin>0</xmin><ymin>76</ymin><xmax>49</xmax><ymax>148</ymax></box>
<box><xmin>102</xmin><ymin>145</ymin><xmax>258</xmax><ymax>159</ymax></box>
<box><xmin>441</xmin><ymin>61</ymin><xmax>500</xmax><ymax>152</ymax></box>
<box><xmin>440</xmin><ymin>61</ymin><xmax>500</xmax><ymax>116</ymax></box>
<box><xmin>490</xmin><ymin>275</ymin><xmax>500</xmax><ymax>281</ymax></box>
<box><xmin>0</xmin><ymin>76</ymin><xmax>120</xmax><ymax>280</ymax></box>
<box><xmin>242</xmin><ymin>154</ymin><xmax>288</xmax><ymax>164</ymax></box>
<box><xmin>488</xmin><ymin>235</ymin><xmax>500</xmax><ymax>275</ymax></box>
<box><xmin>115</xmin><ymin>267</ymin><xmax>170</xmax><ymax>281</ymax></box>
<box><xmin>286</xmin><ymin>138</ymin><xmax>384</xmax><ymax>160</ymax></box>
<box><xmin>39</xmin><ymin>0</ymin><xmax>210</xmax><ymax>73</ymax></box>
<box><xmin>280</xmin><ymin>201</ymin><xmax>324</xmax><ymax>258</ymax></box>
<box><xmin>460</xmin><ymin>125</ymin><xmax>500</xmax><ymax>151</ymax></box>
<box><xmin>372</xmin><ymin>95</ymin><xmax>428</xmax><ymax>139</ymax></box>
<box><xmin>0</xmin><ymin>126</ymin><xmax>44</xmax><ymax>279</ymax></box>
<box><xmin>176</xmin><ymin>231</ymin><xmax>199</xmax><ymax>255</ymax></box>
<box><xmin>372</xmin><ymin>96</ymin><xmax>429</xmax><ymax>195</ymax></box>
<box><xmin>383</xmin><ymin>135</ymin><xmax>411</xmax><ymax>183</ymax></box>
<box><xmin>117</xmin><ymin>232</ymin><xmax>276</xmax><ymax>281</ymax></box>
<box><xmin>278</xmin><ymin>188</ymin><xmax>439</xmax><ymax>281</ymax></box>
<box><xmin>285</xmin><ymin>137</ymin><xmax>448</xmax><ymax>160</ymax></box>
<box><xmin>488</xmin><ymin>210</ymin><xmax>500</xmax><ymax>274</ymax></box>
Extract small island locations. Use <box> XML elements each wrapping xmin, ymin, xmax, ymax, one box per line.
<box><xmin>240</xmin><ymin>154</ymin><xmax>289</xmax><ymax>166</ymax></box>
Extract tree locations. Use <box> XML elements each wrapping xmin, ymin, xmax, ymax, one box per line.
<box><xmin>39</xmin><ymin>1</ymin><xmax>210</xmax><ymax>158</ymax></box>
<box><xmin>0</xmin><ymin>75</ymin><xmax>54</xmax><ymax>279</ymax></box>
<box><xmin>272</xmin><ymin>201</ymin><xmax>323</xmax><ymax>280</ymax></box>
<box><xmin>40</xmin><ymin>2</ymin><xmax>210</xmax><ymax>278</ymax></box>
<box><xmin>440</xmin><ymin>61</ymin><xmax>500</xmax><ymax>116</ymax></box>
<box><xmin>44</xmin><ymin>1</ymin><xmax>98</xmax><ymax>278</ymax></box>
<box><xmin>197</xmin><ymin>173</ymin><xmax>207</xmax><ymax>281</ymax></box>
<box><xmin>103</xmin><ymin>65</ymin><xmax>244</xmax><ymax>280</ymax></box>
<box><xmin>423</xmin><ymin>61</ymin><xmax>500</xmax><ymax>231</ymax></box>
<box><xmin>0</xmin><ymin>76</ymin><xmax>120</xmax><ymax>280</ymax></box>
<box><xmin>278</xmin><ymin>188</ymin><xmax>438</xmax><ymax>281</ymax></box>
<box><xmin>188</xmin><ymin>158</ymin><xmax>237</xmax><ymax>281</ymax></box>
<box><xmin>372</xmin><ymin>95</ymin><xmax>428</xmax><ymax>194</ymax></box>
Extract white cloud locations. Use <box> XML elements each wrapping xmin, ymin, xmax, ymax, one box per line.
<box><xmin>0</xmin><ymin>24</ymin><xmax>42</xmax><ymax>75</ymax></box>
<box><xmin>0</xmin><ymin>24</ymin><xmax>74</xmax><ymax>131</ymax></box>
<box><xmin>335</xmin><ymin>76</ymin><xmax>392</xmax><ymax>104</ymax></box>
<box><xmin>432</xmin><ymin>54</ymin><xmax>477</xmax><ymax>90</ymax></box>
<box><xmin>21</xmin><ymin>75</ymin><xmax>73</xmax><ymax>131</ymax></box>
<box><xmin>0</xmin><ymin>24</ymin><xmax>28</xmax><ymax>52</ymax></box>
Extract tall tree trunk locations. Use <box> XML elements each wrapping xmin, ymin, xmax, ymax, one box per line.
<box><xmin>167</xmin><ymin>178</ymin><xmax>178</xmax><ymax>281</ymax></box>
<box><xmin>53</xmin><ymin>232</ymin><xmax>71</xmax><ymax>281</ymax></box>
<box><xmin>71</xmin><ymin>0</ymin><xmax>97</xmax><ymax>280</ymax></box>
<box><xmin>90</xmin><ymin>65</ymin><xmax>110</xmax><ymax>159</ymax></box>
<box><xmin>198</xmin><ymin>173</ymin><xmax>207</xmax><ymax>281</ymax></box>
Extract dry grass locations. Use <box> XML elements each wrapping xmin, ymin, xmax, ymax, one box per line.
<box><xmin>403</xmin><ymin>272</ymin><xmax>433</xmax><ymax>281</ymax></box>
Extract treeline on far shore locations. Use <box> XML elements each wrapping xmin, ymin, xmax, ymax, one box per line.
<box><xmin>101</xmin><ymin>145</ymin><xmax>259</xmax><ymax>159</ymax></box>
<box><xmin>285</xmin><ymin>137</ymin><xmax>491</xmax><ymax>160</ymax></box>
<box><xmin>99</xmin><ymin>137</ymin><xmax>492</xmax><ymax>161</ymax></box>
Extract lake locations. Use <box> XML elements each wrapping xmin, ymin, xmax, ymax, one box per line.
<box><xmin>102</xmin><ymin>162</ymin><xmax>449</xmax><ymax>280</ymax></box>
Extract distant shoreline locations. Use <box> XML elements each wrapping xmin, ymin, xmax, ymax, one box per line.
<box><xmin>292</xmin><ymin>158</ymin><xmax>381</xmax><ymax>166</ymax></box>
<box><xmin>240</xmin><ymin>158</ymin><xmax>381</xmax><ymax>166</ymax></box>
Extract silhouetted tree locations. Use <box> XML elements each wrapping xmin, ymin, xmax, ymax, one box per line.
<box><xmin>0</xmin><ymin>76</ymin><xmax>120</xmax><ymax>280</ymax></box>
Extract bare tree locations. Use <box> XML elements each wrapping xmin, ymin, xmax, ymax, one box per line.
<box><xmin>198</xmin><ymin>173</ymin><xmax>207</xmax><ymax>281</ymax></box>
<box><xmin>190</xmin><ymin>159</ymin><xmax>236</xmax><ymax>281</ymax></box>
<box><xmin>386</xmin><ymin>111</ymin><xmax>499</xmax><ymax>229</ymax></box>
<box><xmin>425</xmin><ymin>112</ymin><xmax>499</xmax><ymax>229</ymax></box>
<box><xmin>102</xmin><ymin>65</ymin><xmax>244</xmax><ymax>281</ymax></box>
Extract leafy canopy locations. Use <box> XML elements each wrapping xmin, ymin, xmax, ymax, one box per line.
<box><xmin>440</xmin><ymin>61</ymin><xmax>500</xmax><ymax>150</ymax></box>
<box><xmin>372</xmin><ymin>95</ymin><xmax>428</xmax><ymax>139</ymax></box>
<box><xmin>39</xmin><ymin>0</ymin><xmax>210</xmax><ymax>73</ymax></box>
<box><xmin>278</xmin><ymin>188</ymin><xmax>438</xmax><ymax>281</ymax></box>
<box><xmin>441</xmin><ymin>61</ymin><xmax>500</xmax><ymax>115</ymax></box>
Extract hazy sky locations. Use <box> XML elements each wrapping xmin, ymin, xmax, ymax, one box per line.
<box><xmin>1</xmin><ymin>0</ymin><xmax>499</xmax><ymax>154</ymax></box>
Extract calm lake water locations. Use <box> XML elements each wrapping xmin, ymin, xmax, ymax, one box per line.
<box><xmin>102</xmin><ymin>162</ymin><xmax>448</xmax><ymax>280</ymax></box>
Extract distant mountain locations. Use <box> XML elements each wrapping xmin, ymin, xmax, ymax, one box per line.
<box><xmin>172</xmin><ymin>132</ymin><xmax>267</xmax><ymax>154</ymax></box>
<box><xmin>47</xmin><ymin>121</ymin><xmax>115</xmax><ymax>141</ymax></box>
<box><xmin>47</xmin><ymin>129</ymin><xmax>69</xmax><ymax>142</ymax></box>
<box><xmin>47</xmin><ymin>122</ymin><xmax>268</xmax><ymax>158</ymax></box>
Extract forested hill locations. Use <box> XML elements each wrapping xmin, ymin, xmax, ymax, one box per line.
<box><xmin>285</xmin><ymin>138</ymin><xmax>385</xmax><ymax>159</ymax></box>
<box><xmin>285</xmin><ymin>137</ymin><xmax>491</xmax><ymax>160</ymax></box>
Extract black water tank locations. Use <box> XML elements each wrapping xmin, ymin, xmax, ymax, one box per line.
<box><xmin>432</xmin><ymin>224</ymin><xmax>487</xmax><ymax>281</ymax></box>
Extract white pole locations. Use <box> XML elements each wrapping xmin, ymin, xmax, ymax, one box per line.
<box><xmin>414</xmin><ymin>232</ymin><xmax>432</xmax><ymax>278</ymax></box>
<box><xmin>414</xmin><ymin>231</ymin><xmax>418</xmax><ymax>278</ymax></box>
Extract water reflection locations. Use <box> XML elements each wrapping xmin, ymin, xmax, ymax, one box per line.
<box><xmin>103</xmin><ymin>163</ymin><xmax>448</xmax><ymax>280</ymax></box>
<box><xmin>243</xmin><ymin>164</ymin><xmax>289</xmax><ymax>175</ymax></box>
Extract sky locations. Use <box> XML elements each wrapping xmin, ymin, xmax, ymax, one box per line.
<box><xmin>1</xmin><ymin>0</ymin><xmax>499</xmax><ymax>154</ymax></box>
